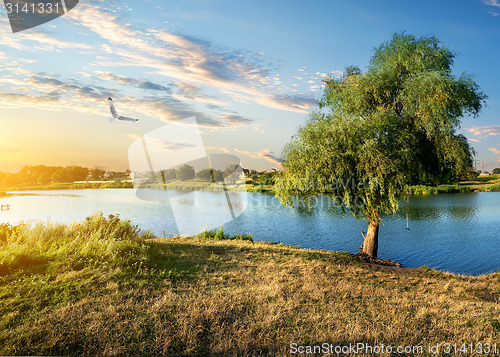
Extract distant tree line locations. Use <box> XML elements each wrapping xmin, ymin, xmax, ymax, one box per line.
<box><xmin>163</xmin><ymin>164</ymin><xmax>236</xmax><ymax>182</ymax></box>
<box><xmin>0</xmin><ymin>165</ymin><xmax>130</xmax><ymax>188</ymax></box>
<box><xmin>143</xmin><ymin>164</ymin><xmax>246</xmax><ymax>184</ymax></box>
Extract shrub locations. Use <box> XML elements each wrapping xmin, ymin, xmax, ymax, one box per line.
<box><xmin>197</xmin><ymin>227</ymin><xmax>253</xmax><ymax>241</ymax></box>
<box><xmin>0</xmin><ymin>213</ymin><xmax>155</xmax><ymax>274</ymax></box>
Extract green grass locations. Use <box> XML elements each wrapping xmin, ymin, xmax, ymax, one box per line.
<box><xmin>406</xmin><ymin>184</ymin><xmax>475</xmax><ymax>195</ymax></box>
<box><xmin>458</xmin><ymin>174</ymin><xmax>500</xmax><ymax>192</ymax></box>
<box><xmin>1</xmin><ymin>181</ymin><xmax>133</xmax><ymax>192</ymax></box>
<box><xmin>0</xmin><ymin>215</ymin><xmax>499</xmax><ymax>356</ymax></box>
<box><xmin>196</xmin><ymin>227</ymin><xmax>254</xmax><ymax>241</ymax></box>
<box><xmin>405</xmin><ymin>175</ymin><xmax>500</xmax><ymax>195</ymax></box>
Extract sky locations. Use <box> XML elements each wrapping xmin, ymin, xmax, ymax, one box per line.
<box><xmin>0</xmin><ymin>0</ymin><xmax>499</xmax><ymax>173</ymax></box>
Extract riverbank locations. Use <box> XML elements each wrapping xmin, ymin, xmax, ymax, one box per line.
<box><xmin>2</xmin><ymin>174</ymin><xmax>499</xmax><ymax>195</ymax></box>
<box><xmin>406</xmin><ymin>174</ymin><xmax>500</xmax><ymax>194</ymax></box>
<box><xmin>0</xmin><ymin>178</ymin><xmax>273</xmax><ymax>193</ymax></box>
<box><xmin>0</xmin><ymin>215</ymin><xmax>498</xmax><ymax>356</ymax></box>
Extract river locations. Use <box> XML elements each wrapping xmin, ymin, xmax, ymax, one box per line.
<box><xmin>0</xmin><ymin>189</ymin><xmax>498</xmax><ymax>275</ymax></box>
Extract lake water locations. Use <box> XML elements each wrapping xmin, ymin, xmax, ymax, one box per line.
<box><xmin>0</xmin><ymin>189</ymin><xmax>499</xmax><ymax>275</ymax></box>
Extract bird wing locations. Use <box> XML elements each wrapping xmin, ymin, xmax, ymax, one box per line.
<box><xmin>109</xmin><ymin>100</ymin><xmax>119</xmax><ymax>119</ymax></box>
<box><xmin>117</xmin><ymin>115</ymin><xmax>139</xmax><ymax>122</ymax></box>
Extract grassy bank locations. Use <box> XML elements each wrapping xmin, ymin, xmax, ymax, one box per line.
<box><xmin>0</xmin><ymin>180</ymin><xmax>133</xmax><ymax>192</ymax></box>
<box><xmin>407</xmin><ymin>174</ymin><xmax>500</xmax><ymax>194</ymax></box>
<box><xmin>3</xmin><ymin>174</ymin><xmax>500</xmax><ymax>195</ymax></box>
<box><xmin>0</xmin><ymin>215</ymin><xmax>498</xmax><ymax>356</ymax></box>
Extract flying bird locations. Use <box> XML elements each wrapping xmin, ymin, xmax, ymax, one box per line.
<box><xmin>107</xmin><ymin>97</ymin><xmax>139</xmax><ymax>122</ymax></box>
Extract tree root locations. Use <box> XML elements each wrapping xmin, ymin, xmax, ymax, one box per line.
<box><xmin>356</xmin><ymin>252</ymin><xmax>403</xmax><ymax>268</ymax></box>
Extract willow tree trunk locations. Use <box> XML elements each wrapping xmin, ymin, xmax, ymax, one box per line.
<box><xmin>362</xmin><ymin>220</ymin><xmax>379</xmax><ymax>258</ymax></box>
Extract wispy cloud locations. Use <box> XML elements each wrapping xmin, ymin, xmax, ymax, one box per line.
<box><xmin>483</xmin><ymin>0</ymin><xmax>500</xmax><ymax>7</ymax></box>
<box><xmin>173</xmin><ymin>81</ymin><xmax>227</xmax><ymax>105</ymax></box>
<box><xmin>483</xmin><ymin>0</ymin><xmax>500</xmax><ymax>15</ymax></box>
<box><xmin>0</xmin><ymin>17</ymin><xmax>92</xmax><ymax>51</ymax></box>
<box><xmin>65</xmin><ymin>3</ymin><xmax>317</xmax><ymax>114</ymax></box>
<box><xmin>218</xmin><ymin>113</ymin><xmax>254</xmax><ymax>127</ymax></box>
<box><xmin>489</xmin><ymin>147</ymin><xmax>500</xmax><ymax>155</ymax></box>
<box><xmin>96</xmin><ymin>72</ymin><xmax>171</xmax><ymax>92</ymax></box>
<box><xmin>206</xmin><ymin>146</ymin><xmax>230</xmax><ymax>153</ymax></box>
<box><xmin>235</xmin><ymin>148</ymin><xmax>283</xmax><ymax>165</ymax></box>
<box><xmin>466</xmin><ymin>126</ymin><xmax>500</xmax><ymax>138</ymax></box>
<box><xmin>0</xmin><ymin>88</ymin><xmax>101</xmax><ymax>114</ymax></box>
<box><xmin>0</xmin><ymin>72</ymin><xmax>224</xmax><ymax>127</ymax></box>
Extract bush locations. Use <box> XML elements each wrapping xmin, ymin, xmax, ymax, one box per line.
<box><xmin>0</xmin><ymin>213</ymin><xmax>155</xmax><ymax>274</ymax></box>
<box><xmin>197</xmin><ymin>227</ymin><xmax>253</xmax><ymax>241</ymax></box>
<box><xmin>176</xmin><ymin>165</ymin><xmax>195</xmax><ymax>181</ymax></box>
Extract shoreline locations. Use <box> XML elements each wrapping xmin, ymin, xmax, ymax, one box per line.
<box><xmin>3</xmin><ymin>183</ymin><xmax>500</xmax><ymax>195</ymax></box>
<box><xmin>1</xmin><ymin>173</ymin><xmax>499</xmax><ymax>194</ymax></box>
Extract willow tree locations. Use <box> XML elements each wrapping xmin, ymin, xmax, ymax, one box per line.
<box><xmin>275</xmin><ymin>33</ymin><xmax>486</xmax><ymax>258</ymax></box>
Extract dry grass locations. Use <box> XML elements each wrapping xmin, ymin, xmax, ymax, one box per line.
<box><xmin>0</xmin><ymin>216</ymin><xmax>498</xmax><ymax>356</ymax></box>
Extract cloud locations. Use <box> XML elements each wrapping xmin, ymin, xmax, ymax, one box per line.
<box><xmin>0</xmin><ymin>17</ymin><xmax>91</xmax><ymax>51</ymax></box>
<box><xmin>219</xmin><ymin>113</ymin><xmax>254</xmax><ymax>127</ymax></box>
<box><xmin>468</xmin><ymin>138</ymin><xmax>480</xmax><ymax>142</ymax></box>
<box><xmin>466</xmin><ymin>126</ymin><xmax>500</xmax><ymax>138</ymax></box>
<box><xmin>269</xmin><ymin>93</ymin><xmax>318</xmax><ymax>112</ymax></box>
<box><xmin>66</xmin><ymin>3</ymin><xmax>317</xmax><ymax>114</ymax></box>
<box><xmin>234</xmin><ymin>148</ymin><xmax>283</xmax><ymax>165</ymax></box>
<box><xmin>21</xmin><ymin>74</ymin><xmax>110</xmax><ymax>102</ymax></box>
<box><xmin>484</xmin><ymin>0</ymin><xmax>500</xmax><ymax>7</ymax></box>
<box><xmin>483</xmin><ymin>0</ymin><xmax>500</xmax><ymax>15</ymax></box>
<box><xmin>206</xmin><ymin>146</ymin><xmax>229</xmax><ymax>153</ymax></box>
<box><xmin>0</xmin><ymin>71</ymin><xmax>243</xmax><ymax>128</ymax></box>
<box><xmin>489</xmin><ymin>147</ymin><xmax>500</xmax><ymax>155</ymax></box>
<box><xmin>173</xmin><ymin>81</ymin><xmax>226</xmax><ymax>105</ymax></box>
<box><xmin>0</xmin><ymin>88</ymin><xmax>101</xmax><ymax>114</ymax></box>
<box><xmin>96</xmin><ymin>72</ymin><xmax>171</xmax><ymax>92</ymax></box>
<box><xmin>126</xmin><ymin>96</ymin><xmax>223</xmax><ymax>127</ymax></box>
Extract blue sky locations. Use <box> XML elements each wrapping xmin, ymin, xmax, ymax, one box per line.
<box><xmin>0</xmin><ymin>0</ymin><xmax>499</xmax><ymax>172</ymax></box>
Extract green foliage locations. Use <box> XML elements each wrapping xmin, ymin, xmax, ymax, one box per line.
<box><xmin>406</xmin><ymin>184</ymin><xmax>474</xmax><ymax>195</ymax></box>
<box><xmin>0</xmin><ymin>165</ymin><xmax>127</xmax><ymax>188</ymax></box>
<box><xmin>0</xmin><ymin>213</ymin><xmax>155</xmax><ymax>275</ymax></box>
<box><xmin>176</xmin><ymin>165</ymin><xmax>195</xmax><ymax>181</ymax></box>
<box><xmin>196</xmin><ymin>227</ymin><xmax>253</xmax><ymax>242</ymax></box>
<box><xmin>479</xmin><ymin>184</ymin><xmax>500</xmax><ymax>192</ymax></box>
<box><xmin>493</xmin><ymin>168</ymin><xmax>500</xmax><ymax>175</ymax></box>
<box><xmin>163</xmin><ymin>168</ymin><xmax>177</xmax><ymax>181</ymax></box>
<box><xmin>89</xmin><ymin>168</ymin><xmax>106</xmax><ymax>180</ymax></box>
<box><xmin>276</xmin><ymin>33</ymin><xmax>486</xmax><ymax>224</ymax></box>
<box><xmin>196</xmin><ymin>168</ymin><xmax>224</xmax><ymax>182</ymax></box>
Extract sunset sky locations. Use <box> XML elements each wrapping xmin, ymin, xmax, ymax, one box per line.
<box><xmin>1</xmin><ymin>0</ymin><xmax>500</xmax><ymax>173</ymax></box>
